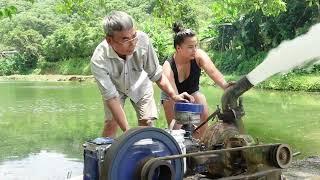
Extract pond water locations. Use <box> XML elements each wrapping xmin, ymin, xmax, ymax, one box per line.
<box><xmin>0</xmin><ymin>81</ymin><xmax>319</xmax><ymax>179</ymax></box>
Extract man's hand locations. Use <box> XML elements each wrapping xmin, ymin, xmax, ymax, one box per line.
<box><xmin>171</xmin><ymin>92</ymin><xmax>195</xmax><ymax>103</ymax></box>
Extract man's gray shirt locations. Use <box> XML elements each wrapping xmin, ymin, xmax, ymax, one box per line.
<box><xmin>91</xmin><ymin>31</ymin><xmax>163</xmax><ymax>103</ymax></box>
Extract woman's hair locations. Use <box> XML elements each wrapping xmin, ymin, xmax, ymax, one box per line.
<box><xmin>172</xmin><ymin>22</ymin><xmax>196</xmax><ymax>49</ymax></box>
<box><xmin>103</xmin><ymin>11</ymin><xmax>134</xmax><ymax>36</ymax></box>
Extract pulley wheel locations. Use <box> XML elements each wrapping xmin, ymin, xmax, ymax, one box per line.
<box><xmin>272</xmin><ymin>144</ymin><xmax>292</xmax><ymax>169</ymax></box>
<box><xmin>104</xmin><ymin>127</ymin><xmax>184</xmax><ymax>180</ymax></box>
<box><xmin>140</xmin><ymin>158</ymin><xmax>175</xmax><ymax>180</ymax></box>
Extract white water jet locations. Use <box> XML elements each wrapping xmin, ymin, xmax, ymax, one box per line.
<box><xmin>246</xmin><ymin>23</ymin><xmax>320</xmax><ymax>86</ymax></box>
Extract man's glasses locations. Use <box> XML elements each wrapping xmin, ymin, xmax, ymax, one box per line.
<box><xmin>113</xmin><ymin>36</ymin><xmax>138</xmax><ymax>46</ymax></box>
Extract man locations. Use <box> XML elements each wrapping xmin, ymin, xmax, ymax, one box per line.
<box><xmin>91</xmin><ymin>11</ymin><xmax>193</xmax><ymax>137</ymax></box>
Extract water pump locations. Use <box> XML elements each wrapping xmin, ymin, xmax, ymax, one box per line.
<box><xmin>83</xmin><ymin>77</ymin><xmax>293</xmax><ymax>180</ymax></box>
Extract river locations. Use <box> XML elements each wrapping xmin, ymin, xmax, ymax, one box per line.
<box><xmin>0</xmin><ymin>81</ymin><xmax>319</xmax><ymax>179</ymax></box>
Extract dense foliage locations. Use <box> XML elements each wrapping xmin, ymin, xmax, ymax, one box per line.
<box><xmin>211</xmin><ymin>0</ymin><xmax>320</xmax><ymax>74</ymax></box>
<box><xmin>0</xmin><ymin>0</ymin><xmax>319</xmax><ymax>84</ymax></box>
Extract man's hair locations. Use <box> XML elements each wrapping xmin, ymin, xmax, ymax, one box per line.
<box><xmin>103</xmin><ymin>11</ymin><xmax>134</xmax><ymax>36</ymax></box>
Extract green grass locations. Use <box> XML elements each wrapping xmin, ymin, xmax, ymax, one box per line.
<box><xmin>37</xmin><ymin>57</ymin><xmax>91</xmax><ymax>75</ymax></box>
<box><xmin>200</xmin><ymin>72</ymin><xmax>320</xmax><ymax>92</ymax></box>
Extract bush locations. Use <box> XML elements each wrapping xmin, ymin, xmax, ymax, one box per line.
<box><xmin>58</xmin><ymin>57</ymin><xmax>91</xmax><ymax>75</ymax></box>
<box><xmin>38</xmin><ymin>57</ymin><xmax>91</xmax><ymax>75</ymax></box>
<box><xmin>209</xmin><ymin>50</ymin><xmax>267</xmax><ymax>75</ymax></box>
<box><xmin>37</xmin><ymin>60</ymin><xmax>60</xmax><ymax>74</ymax></box>
<box><xmin>42</xmin><ymin>24</ymin><xmax>102</xmax><ymax>62</ymax></box>
<box><xmin>257</xmin><ymin>73</ymin><xmax>320</xmax><ymax>91</ymax></box>
<box><xmin>3</xmin><ymin>29</ymin><xmax>43</xmax><ymax>68</ymax></box>
<box><xmin>0</xmin><ymin>54</ymin><xmax>30</xmax><ymax>75</ymax></box>
<box><xmin>139</xmin><ymin>18</ymin><xmax>174</xmax><ymax>64</ymax></box>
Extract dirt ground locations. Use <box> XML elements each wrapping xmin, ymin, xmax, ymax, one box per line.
<box><xmin>183</xmin><ymin>156</ymin><xmax>320</xmax><ymax>180</ymax></box>
<box><xmin>283</xmin><ymin>156</ymin><xmax>320</xmax><ymax>180</ymax></box>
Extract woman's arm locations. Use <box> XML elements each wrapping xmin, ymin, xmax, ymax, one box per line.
<box><xmin>196</xmin><ymin>49</ymin><xmax>229</xmax><ymax>90</ymax></box>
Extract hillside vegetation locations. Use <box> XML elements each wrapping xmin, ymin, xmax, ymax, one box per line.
<box><xmin>0</xmin><ymin>0</ymin><xmax>319</xmax><ymax>90</ymax></box>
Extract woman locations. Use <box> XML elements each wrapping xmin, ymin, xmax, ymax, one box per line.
<box><xmin>161</xmin><ymin>23</ymin><xmax>230</xmax><ymax>139</ymax></box>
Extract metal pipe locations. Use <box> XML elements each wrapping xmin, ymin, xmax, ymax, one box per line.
<box><xmin>220</xmin><ymin>76</ymin><xmax>254</xmax><ymax>133</ymax></box>
<box><xmin>221</xmin><ymin>76</ymin><xmax>254</xmax><ymax>111</ymax></box>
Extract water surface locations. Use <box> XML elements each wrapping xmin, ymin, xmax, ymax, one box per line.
<box><xmin>0</xmin><ymin>81</ymin><xmax>319</xmax><ymax>179</ymax></box>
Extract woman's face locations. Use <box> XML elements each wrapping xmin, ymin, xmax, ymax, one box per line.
<box><xmin>176</xmin><ymin>36</ymin><xmax>198</xmax><ymax>60</ymax></box>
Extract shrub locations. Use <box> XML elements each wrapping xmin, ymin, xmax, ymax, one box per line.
<box><xmin>139</xmin><ymin>18</ymin><xmax>174</xmax><ymax>64</ymax></box>
<box><xmin>0</xmin><ymin>54</ymin><xmax>30</xmax><ymax>75</ymax></box>
<box><xmin>38</xmin><ymin>57</ymin><xmax>91</xmax><ymax>75</ymax></box>
<box><xmin>42</xmin><ymin>24</ymin><xmax>102</xmax><ymax>62</ymax></box>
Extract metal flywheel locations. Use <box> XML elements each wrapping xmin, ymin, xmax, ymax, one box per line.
<box><xmin>103</xmin><ymin>127</ymin><xmax>184</xmax><ymax>180</ymax></box>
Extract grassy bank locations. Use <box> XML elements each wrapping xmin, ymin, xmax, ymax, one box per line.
<box><xmin>37</xmin><ymin>57</ymin><xmax>91</xmax><ymax>75</ymax></box>
<box><xmin>1</xmin><ymin>57</ymin><xmax>319</xmax><ymax>92</ymax></box>
<box><xmin>200</xmin><ymin>73</ymin><xmax>320</xmax><ymax>92</ymax></box>
<box><xmin>256</xmin><ymin>73</ymin><xmax>320</xmax><ymax>91</ymax></box>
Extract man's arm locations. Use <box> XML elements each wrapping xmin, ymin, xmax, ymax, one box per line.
<box><xmin>91</xmin><ymin>58</ymin><xmax>129</xmax><ymax>132</ymax></box>
<box><xmin>105</xmin><ymin>97</ymin><xmax>129</xmax><ymax>132</ymax></box>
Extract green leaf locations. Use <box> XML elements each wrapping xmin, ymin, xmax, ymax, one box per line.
<box><xmin>8</xmin><ymin>6</ymin><xmax>18</xmax><ymax>14</ymax></box>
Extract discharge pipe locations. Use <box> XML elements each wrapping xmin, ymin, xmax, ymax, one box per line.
<box><xmin>220</xmin><ymin>23</ymin><xmax>320</xmax><ymax>133</ymax></box>
<box><xmin>220</xmin><ymin>76</ymin><xmax>253</xmax><ymax>133</ymax></box>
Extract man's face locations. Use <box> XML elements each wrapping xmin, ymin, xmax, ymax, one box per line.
<box><xmin>107</xmin><ymin>28</ymin><xmax>138</xmax><ymax>57</ymax></box>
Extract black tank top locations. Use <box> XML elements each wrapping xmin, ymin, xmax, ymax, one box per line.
<box><xmin>168</xmin><ymin>56</ymin><xmax>201</xmax><ymax>94</ymax></box>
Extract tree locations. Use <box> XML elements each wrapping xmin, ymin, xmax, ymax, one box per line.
<box><xmin>42</xmin><ymin>24</ymin><xmax>102</xmax><ymax>62</ymax></box>
<box><xmin>5</xmin><ymin>28</ymin><xmax>43</xmax><ymax>68</ymax></box>
<box><xmin>209</xmin><ymin>0</ymin><xmax>320</xmax><ymax>74</ymax></box>
<box><xmin>211</xmin><ymin>0</ymin><xmax>287</xmax><ymax>23</ymax></box>
<box><xmin>0</xmin><ymin>0</ymin><xmax>34</xmax><ymax>19</ymax></box>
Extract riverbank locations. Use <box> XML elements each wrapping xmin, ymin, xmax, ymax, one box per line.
<box><xmin>1</xmin><ymin>73</ymin><xmax>320</xmax><ymax>92</ymax></box>
<box><xmin>201</xmin><ymin>73</ymin><xmax>320</xmax><ymax>92</ymax></box>
<box><xmin>0</xmin><ymin>75</ymin><xmax>95</xmax><ymax>82</ymax></box>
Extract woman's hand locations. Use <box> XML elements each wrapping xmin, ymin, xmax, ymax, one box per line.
<box><xmin>171</xmin><ymin>92</ymin><xmax>195</xmax><ymax>103</ymax></box>
<box><xmin>222</xmin><ymin>81</ymin><xmax>236</xmax><ymax>90</ymax></box>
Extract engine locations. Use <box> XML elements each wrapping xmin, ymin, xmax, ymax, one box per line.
<box><xmin>82</xmin><ymin>76</ymin><xmax>293</xmax><ymax>180</ymax></box>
